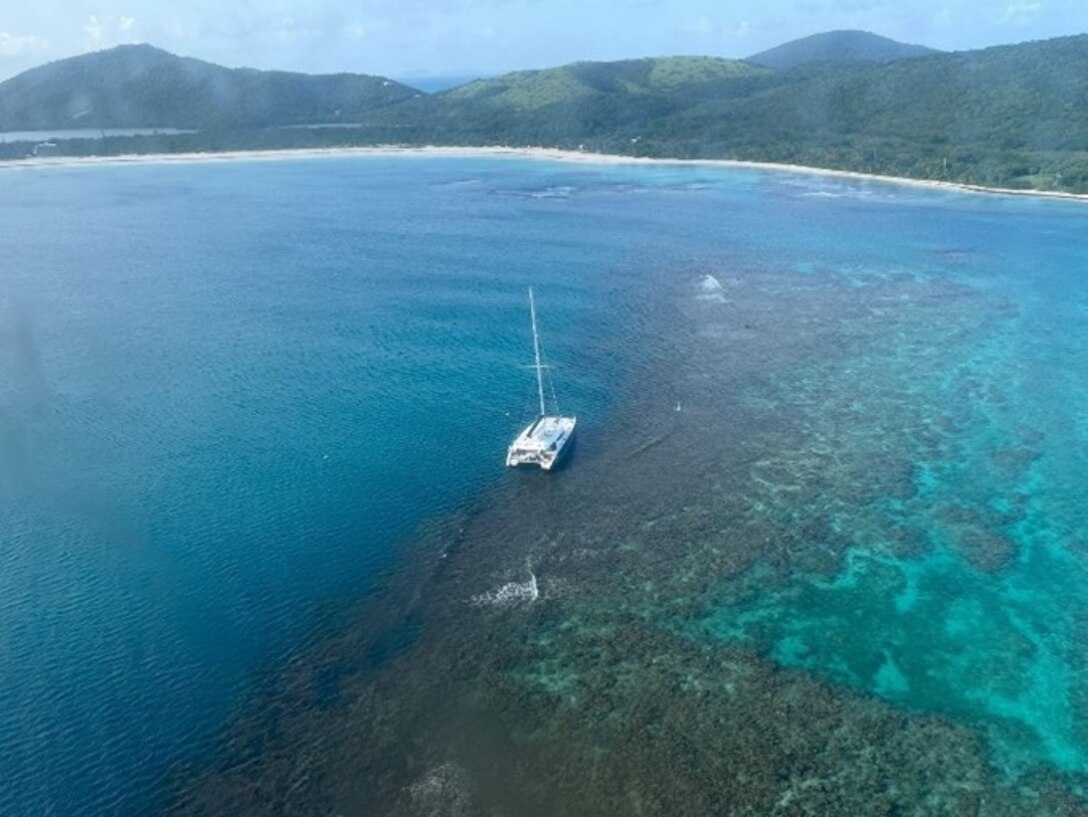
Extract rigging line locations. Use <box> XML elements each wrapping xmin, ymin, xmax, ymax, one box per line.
<box><xmin>547</xmin><ymin>362</ymin><xmax>561</xmax><ymax>415</ymax></box>
<box><xmin>536</xmin><ymin>327</ymin><xmax>561</xmax><ymax>415</ymax></box>
<box><xmin>529</xmin><ymin>287</ymin><xmax>546</xmax><ymax>418</ymax></box>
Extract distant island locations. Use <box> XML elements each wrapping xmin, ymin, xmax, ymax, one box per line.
<box><xmin>2</xmin><ymin>30</ymin><xmax>1088</xmax><ymax>194</ymax></box>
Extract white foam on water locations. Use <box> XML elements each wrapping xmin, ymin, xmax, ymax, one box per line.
<box><xmin>699</xmin><ymin>274</ymin><xmax>723</xmax><ymax>292</ymax></box>
<box><xmin>470</xmin><ymin>566</ymin><xmax>540</xmax><ymax>607</ymax></box>
<box><xmin>407</xmin><ymin>762</ymin><xmax>470</xmax><ymax>817</ymax></box>
<box><xmin>697</xmin><ymin>274</ymin><xmax>727</xmax><ymax>302</ymax></box>
<box><xmin>529</xmin><ymin>185</ymin><xmax>577</xmax><ymax>199</ymax></box>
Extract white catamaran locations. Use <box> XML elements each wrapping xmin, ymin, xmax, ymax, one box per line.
<box><xmin>506</xmin><ymin>288</ymin><xmax>577</xmax><ymax>470</ymax></box>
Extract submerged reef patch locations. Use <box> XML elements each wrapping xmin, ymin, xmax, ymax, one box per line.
<box><xmin>169</xmin><ymin>245</ymin><xmax>1088</xmax><ymax>814</ymax></box>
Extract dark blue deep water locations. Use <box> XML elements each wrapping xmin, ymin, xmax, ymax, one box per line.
<box><xmin>1</xmin><ymin>156</ymin><xmax>1087</xmax><ymax>814</ymax></box>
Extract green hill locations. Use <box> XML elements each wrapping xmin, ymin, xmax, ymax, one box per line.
<box><xmin>4</xmin><ymin>36</ymin><xmax>1088</xmax><ymax>193</ymax></box>
<box><xmin>0</xmin><ymin>44</ymin><xmax>420</xmax><ymax>130</ymax></box>
<box><xmin>408</xmin><ymin>57</ymin><xmax>768</xmax><ymax>145</ymax></box>
<box><xmin>651</xmin><ymin>35</ymin><xmax>1088</xmax><ymax>188</ymax></box>
<box><xmin>747</xmin><ymin>30</ymin><xmax>937</xmax><ymax>70</ymax></box>
<box><xmin>444</xmin><ymin>57</ymin><xmax>766</xmax><ymax>109</ymax></box>
<box><xmin>410</xmin><ymin>36</ymin><xmax>1088</xmax><ymax>191</ymax></box>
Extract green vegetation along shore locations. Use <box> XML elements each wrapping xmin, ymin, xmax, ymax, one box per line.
<box><xmin>3</xmin><ymin>32</ymin><xmax>1088</xmax><ymax>193</ymax></box>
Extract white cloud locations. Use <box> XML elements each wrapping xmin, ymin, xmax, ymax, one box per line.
<box><xmin>84</xmin><ymin>14</ymin><xmax>104</xmax><ymax>43</ymax></box>
<box><xmin>83</xmin><ymin>13</ymin><xmax>142</xmax><ymax>47</ymax></box>
<box><xmin>677</xmin><ymin>14</ymin><xmax>755</xmax><ymax>44</ymax></box>
<box><xmin>0</xmin><ymin>31</ymin><xmax>48</xmax><ymax>57</ymax></box>
<box><xmin>999</xmin><ymin>1</ymin><xmax>1043</xmax><ymax>25</ymax></box>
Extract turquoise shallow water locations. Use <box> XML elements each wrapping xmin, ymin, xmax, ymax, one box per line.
<box><xmin>1</xmin><ymin>157</ymin><xmax>1087</xmax><ymax>814</ymax></box>
<box><xmin>688</xmin><ymin>187</ymin><xmax>1088</xmax><ymax>777</ymax></box>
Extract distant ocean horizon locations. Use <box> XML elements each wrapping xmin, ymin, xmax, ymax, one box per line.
<box><xmin>2</xmin><ymin>155</ymin><xmax>1087</xmax><ymax>815</ymax></box>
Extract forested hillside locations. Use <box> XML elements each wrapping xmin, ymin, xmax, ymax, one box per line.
<box><xmin>3</xmin><ymin>35</ymin><xmax>1088</xmax><ymax>193</ymax></box>
<box><xmin>0</xmin><ymin>44</ymin><xmax>418</xmax><ymax>130</ymax></box>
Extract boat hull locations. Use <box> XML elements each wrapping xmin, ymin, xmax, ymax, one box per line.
<box><xmin>506</xmin><ymin>416</ymin><xmax>577</xmax><ymax>470</ymax></box>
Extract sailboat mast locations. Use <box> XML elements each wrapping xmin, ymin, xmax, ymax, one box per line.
<box><xmin>529</xmin><ymin>287</ymin><xmax>546</xmax><ymax>417</ymax></box>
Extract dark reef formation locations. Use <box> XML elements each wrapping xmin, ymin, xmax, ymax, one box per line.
<box><xmin>167</xmin><ymin>254</ymin><xmax>1087</xmax><ymax>816</ymax></box>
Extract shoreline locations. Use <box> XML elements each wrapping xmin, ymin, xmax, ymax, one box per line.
<box><xmin>2</xmin><ymin>143</ymin><xmax>1086</xmax><ymax>203</ymax></box>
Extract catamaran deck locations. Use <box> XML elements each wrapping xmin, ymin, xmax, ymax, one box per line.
<box><xmin>506</xmin><ymin>415</ymin><xmax>577</xmax><ymax>469</ymax></box>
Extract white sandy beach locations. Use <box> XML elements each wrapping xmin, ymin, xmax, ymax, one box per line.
<box><xmin>2</xmin><ymin>143</ymin><xmax>1085</xmax><ymax>203</ymax></box>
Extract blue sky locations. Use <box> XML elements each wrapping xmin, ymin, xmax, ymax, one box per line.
<box><xmin>1</xmin><ymin>1</ymin><xmax>1085</xmax><ymax>81</ymax></box>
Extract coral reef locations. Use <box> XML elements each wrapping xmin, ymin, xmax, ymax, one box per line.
<box><xmin>167</xmin><ymin>249</ymin><xmax>1088</xmax><ymax>815</ymax></box>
